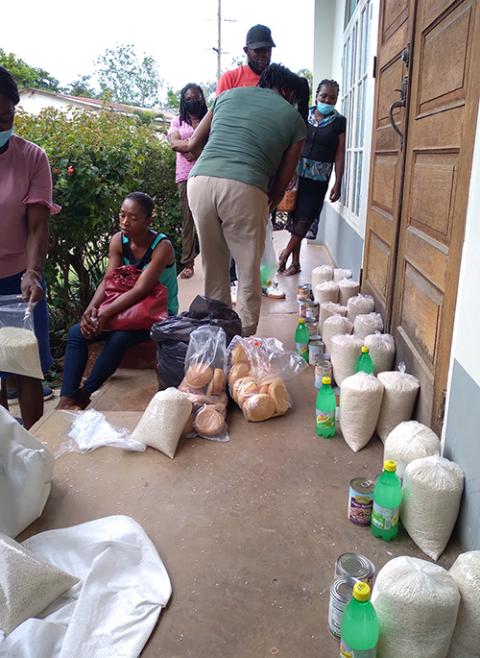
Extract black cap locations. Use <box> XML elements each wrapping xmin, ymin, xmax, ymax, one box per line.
<box><xmin>245</xmin><ymin>24</ymin><xmax>276</xmax><ymax>49</ymax></box>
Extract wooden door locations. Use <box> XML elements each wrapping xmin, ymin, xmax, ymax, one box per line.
<box><xmin>361</xmin><ymin>0</ymin><xmax>416</xmax><ymax>323</ymax></box>
<box><xmin>392</xmin><ymin>0</ymin><xmax>480</xmax><ymax>432</ymax></box>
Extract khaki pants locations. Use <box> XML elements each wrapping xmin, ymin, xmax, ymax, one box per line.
<box><xmin>178</xmin><ymin>180</ymin><xmax>198</xmax><ymax>269</ymax></box>
<box><xmin>187</xmin><ymin>176</ymin><xmax>269</xmax><ymax>335</ymax></box>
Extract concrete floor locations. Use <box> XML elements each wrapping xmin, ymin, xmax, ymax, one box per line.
<box><xmin>26</xmin><ymin>232</ymin><xmax>459</xmax><ymax>658</ymax></box>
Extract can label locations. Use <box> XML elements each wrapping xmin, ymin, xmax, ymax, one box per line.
<box><xmin>316</xmin><ymin>409</ymin><xmax>335</xmax><ymax>429</ymax></box>
<box><xmin>371</xmin><ymin>503</ymin><xmax>399</xmax><ymax>530</ymax></box>
<box><xmin>309</xmin><ymin>342</ymin><xmax>324</xmax><ymax>366</ymax></box>
<box><xmin>296</xmin><ymin>343</ymin><xmax>309</xmax><ymax>360</ymax></box>
<box><xmin>348</xmin><ymin>486</ymin><xmax>374</xmax><ymax>527</ymax></box>
<box><xmin>328</xmin><ymin>593</ymin><xmax>346</xmax><ymax>638</ymax></box>
<box><xmin>298</xmin><ymin>301</ymin><xmax>307</xmax><ymax>318</ymax></box>
<box><xmin>315</xmin><ymin>361</ymin><xmax>332</xmax><ymax>388</ymax></box>
<box><xmin>305</xmin><ymin>302</ymin><xmax>320</xmax><ymax>322</ymax></box>
<box><xmin>340</xmin><ymin>641</ymin><xmax>377</xmax><ymax>657</ymax></box>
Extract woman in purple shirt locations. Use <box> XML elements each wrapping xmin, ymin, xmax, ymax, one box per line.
<box><xmin>0</xmin><ymin>66</ymin><xmax>60</xmax><ymax>428</ymax></box>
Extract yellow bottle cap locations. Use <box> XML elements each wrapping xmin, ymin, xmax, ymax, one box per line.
<box><xmin>298</xmin><ymin>318</ymin><xmax>305</xmax><ymax>324</ymax></box>
<box><xmin>384</xmin><ymin>459</ymin><xmax>397</xmax><ymax>472</ymax></box>
<box><xmin>353</xmin><ymin>581</ymin><xmax>371</xmax><ymax>602</ymax></box>
<box><xmin>322</xmin><ymin>376</ymin><xmax>331</xmax><ymax>385</ymax></box>
<box><xmin>361</xmin><ymin>346</ymin><xmax>369</xmax><ymax>353</ymax></box>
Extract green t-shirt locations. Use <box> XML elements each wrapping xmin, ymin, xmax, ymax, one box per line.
<box><xmin>190</xmin><ymin>87</ymin><xmax>306</xmax><ymax>194</ymax></box>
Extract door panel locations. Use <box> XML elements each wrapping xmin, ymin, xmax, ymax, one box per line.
<box><xmin>362</xmin><ymin>0</ymin><xmax>415</xmax><ymax>322</ymax></box>
<box><xmin>392</xmin><ymin>0</ymin><xmax>480</xmax><ymax>432</ymax></box>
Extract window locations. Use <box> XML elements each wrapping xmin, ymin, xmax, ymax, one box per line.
<box><xmin>340</xmin><ymin>0</ymin><xmax>372</xmax><ymax>225</ymax></box>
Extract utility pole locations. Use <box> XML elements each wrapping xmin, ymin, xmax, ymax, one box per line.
<box><xmin>211</xmin><ymin>0</ymin><xmax>236</xmax><ymax>80</ymax></box>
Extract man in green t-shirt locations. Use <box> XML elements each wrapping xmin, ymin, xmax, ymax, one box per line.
<box><xmin>174</xmin><ymin>64</ymin><xmax>307</xmax><ymax>336</ymax></box>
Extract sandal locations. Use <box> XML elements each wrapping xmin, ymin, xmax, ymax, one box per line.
<box><xmin>180</xmin><ymin>266</ymin><xmax>194</xmax><ymax>279</ymax></box>
<box><xmin>284</xmin><ymin>264</ymin><xmax>301</xmax><ymax>276</ymax></box>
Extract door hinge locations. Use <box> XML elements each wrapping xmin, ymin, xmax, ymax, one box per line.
<box><xmin>439</xmin><ymin>389</ymin><xmax>447</xmax><ymax>424</ymax></box>
<box><xmin>372</xmin><ymin>55</ymin><xmax>377</xmax><ymax>79</ymax></box>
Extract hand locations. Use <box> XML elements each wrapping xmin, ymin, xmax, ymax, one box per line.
<box><xmin>20</xmin><ymin>271</ymin><xmax>43</xmax><ymax>306</ymax></box>
<box><xmin>185</xmin><ymin>152</ymin><xmax>196</xmax><ymax>162</ymax></box>
<box><xmin>329</xmin><ymin>182</ymin><xmax>341</xmax><ymax>203</ymax></box>
<box><xmin>80</xmin><ymin>307</ymin><xmax>99</xmax><ymax>338</ymax></box>
<box><xmin>94</xmin><ymin>313</ymin><xmax>108</xmax><ymax>335</ymax></box>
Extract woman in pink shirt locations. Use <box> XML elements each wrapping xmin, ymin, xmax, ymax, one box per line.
<box><xmin>168</xmin><ymin>84</ymin><xmax>208</xmax><ymax>279</ymax></box>
<box><xmin>0</xmin><ymin>67</ymin><xmax>60</xmax><ymax>428</ymax></box>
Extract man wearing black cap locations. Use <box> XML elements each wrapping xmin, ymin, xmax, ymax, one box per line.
<box><xmin>216</xmin><ymin>24</ymin><xmax>275</xmax><ymax>94</ymax></box>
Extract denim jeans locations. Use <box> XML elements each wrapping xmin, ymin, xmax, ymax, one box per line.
<box><xmin>60</xmin><ymin>323</ymin><xmax>149</xmax><ymax>397</ymax></box>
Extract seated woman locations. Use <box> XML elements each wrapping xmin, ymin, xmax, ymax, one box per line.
<box><xmin>57</xmin><ymin>192</ymin><xmax>178</xmax><ymax>410</ymax></box>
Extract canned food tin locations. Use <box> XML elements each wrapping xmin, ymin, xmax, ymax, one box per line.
<box><xmin>348</xmin><ymin>478</ymin><xmax>375</xmax><ymax>526</ymax></box>
<box><xmin>308</xmin><ymin>337</ymin><xmax>325</xmax><ymax>365</ymax></box>
<box><xmin>306</xmin><ymin>319</ymin><xmax>318</xmax><ymax>337</ymax></box>
<box><xmin>297</xmin><ymin>284</ymin><xmax>311</xmax><ymax>302</ymax></box>
<box><xmin>298</xmin><ymin>299</ymin><xmax>307</xmax><ymax>318</ymax></box>
<box><xmin>328</xmin><ymin>576</ymin><xmax>356</xmax><ymax>638</ymax></box>
<box><xmin>314</xmin><ymin>359</ymin><xmax>332</xmax><ymax>388</ymax></box>
<box><xmin>335</xmin><ymin>553</ymin><xmax>376</xmax><ymax>588</ymax></box>
<box><xmin>305</xmin><ymin>300</ymin><xmax>320</xmax><ymax>323</ymax></box>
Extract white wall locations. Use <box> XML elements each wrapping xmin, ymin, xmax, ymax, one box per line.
<box><xmin>18</xmin><ymin>91</ymin><xmax>72</xmax><ymax>115</ymax></box>
<box><xmin>313</xmin><ymin>0</ymin><xmax>337</xmax><ymax>92</ymax></box>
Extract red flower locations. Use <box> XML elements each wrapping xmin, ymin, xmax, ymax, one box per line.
<box><xmin>67</xmin><ymin>166</ymin><xmax>75</xmax><ymax>176</ymax></box>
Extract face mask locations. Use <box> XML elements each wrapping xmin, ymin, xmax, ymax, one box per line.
<box><xmin>316</xmin><ymin>102</ymin><xmax>335</xmax><ymax>115</ymax></box>
<box><xmin>184</xmin><ymin>99</ymin><xmax>202</xmax><ymax>115</ymax></box>
<box><xmin>0</xmin><ymin>128</ymin><xmax>13</xmax><ymax>148</ymax></box>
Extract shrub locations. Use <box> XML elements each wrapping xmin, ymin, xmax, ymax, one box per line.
<box><xmin>15</xmin><ymin>107</ymin><xmax>180</xmax><ymax>355</ymax></box>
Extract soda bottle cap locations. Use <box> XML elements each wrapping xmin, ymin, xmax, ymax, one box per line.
<box><xmin>298</xmin><ymin>318</ymin><xmax>305</xmax><ymax>324</ymax></box>
<box><xmin>353</xmin><ymin>581</ymin><xmax>371</xmax><ymax>602</ymax></box>
<box><xmin>384</xmin><ymin>459</ymin><xmax>397</xmax><ymax>472</ymax></box>
<box><xmin>361</xmin><ymin>346</ymin><xmax>369</xmax><ymax>353</ymax></box>
<box><xmin>322</xmin><ymin>376</ymin><xmax>331</xmax><ymax>385</ymax></box>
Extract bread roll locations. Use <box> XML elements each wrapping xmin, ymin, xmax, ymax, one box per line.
<box><xmin>207</xmin><ymin>368</ymin><xmax>226</xmax><ymax>396</ymax></box>
<box><xmin>178</xmin><ymin>381</ymin><xmax>205</xmax><ymax>395</ymax></box>
<box><xmin>242</xmin><ymin>393</ymin><xmax>276</xmax><ymax>422</ymax></box>
<box><xmin>237</xmin><ymin>380</ymin><xmax>260</xmax><ymax>407</ymax></box>
<box><xmin>228</xmin><ymin>362</ymin><xmax>251</xmax><ymax>387</ymax></box>
<box><xmin>231</xmin><ymin>376</ymin><xmax>256</xmax><ymax>402</ymax></box>
<box><xmin>231</xmin><ymin>342</ymin><xmax>249</xmax><ymax>364</ymax></box>
<box><xmin>185</xmin><ymin>363</ymin><xmax>214</xmax><ymax>388</ymax></box>
<box><xmin>193</xmin><ymin>406</ymin><xmax>225</xmax><ymax>437</ymax></box>
<box><xmin>268</xmin><ymin>378</ymin><xmax>290</xmax><ymax>414</ymax></box>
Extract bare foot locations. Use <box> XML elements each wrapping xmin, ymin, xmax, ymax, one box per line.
<box><xmin>56</xmin><ymin>396</ymin><xmax>82</xmax><ymax>411</ymax></box>
<box><xmin>284</xmin><ymin>263</ymin><xmax>301</xmax><ymax>276</ymax></box>
<box><xmin>180</xmin><ymin>266</ymin><xmax>194</xmax><ymax>279</ymax></box>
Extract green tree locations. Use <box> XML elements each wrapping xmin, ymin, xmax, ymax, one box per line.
<box><xmin>0</xmin><ymin>50</ymin><xmax>60</xmax><ymax>91</ymax></box>
<box><xmin>96</xmin><ymin>44</ymin><xmax>162</xmax><ymax>108</ymax></box>
<box><xmin>66</xmin><ymin>75</ymin><xmax>98</xmax><ymax>98</ymax></box>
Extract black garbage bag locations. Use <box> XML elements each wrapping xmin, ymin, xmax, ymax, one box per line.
<box><xmin>150</xmin><ymin>295</ymin><xmax>241</xmax><ymax>389</ymax></box>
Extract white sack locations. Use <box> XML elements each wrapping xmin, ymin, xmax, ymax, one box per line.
<box><xmin>322</xmin><ymin>315</ymin><xmax>353</xmax><ymax>356</ymax></box>
<box><xmin>384</xmin><ymin>420</ymin><xmax>440</xmax><ymax>478</ymax></box>
<box><xmin>339</xmin><ymin>372</ymin><xmax>384</xmax><ymax>452</ymax></box>
<box><xmin>319</xmin><ymin>302</ymin><xmax>347</xmax><ymax>335</ymax></box>
<box><xmin>1</xmin><ymin>515</ymin><xmax>171</xmax><ymax>658</ymax></box>
<box><xmin>447</xmin><ymin>551</ymin><xmax>480</xmax><ymax>658</ymax></box>
<box><xmin>333</xmin><ymin>268</ymin><xmax>352</xmax><ymax>282</ymax></box>
<box><xmin>311</xmin><ymin>265</ymin><xmax>333</xmax><ymax>288</ymax></box>
<box><xmin>401</xmin><ymin>455</ymin><xmax>465</xmax><ymax>560</ymax></box>
<box><xmin>330</xmin><ymin>334</ymin><xmax>364</xmax><ymax>386</ymax></box>
<box><xmin>339</xmin><ymin>279</ymin><xmax>360</xmax><ymax>306</ymax></box>
<box><xmin>347</xmin><ymin>293</ymin><xmax>375</xmax><ymax>322</ymax></box>
<box><xmin>372</xmin><ymin>556</ymin><xmax>460</xmax><ymax>658</ymax></box>
<box><xmin>364</xmin><ymin>333</ymin><xmax>395</xmax><ymax>374</ymax></box>
<box><xmin>132</xmin><ymin>388</ymin><xmax>192</xmax><ymax>458</ymax></box>
<box><xmin>376</xmin><ymin>371</ymin><xmax>420</xmax><ymax>442</ymax></box>
<box><xmin>314</xmin><ymin>280</ymin><xmax>339</xmax><ymax>304</ymax></box>
<box><xmin>0</xmin><ymin>406</ymin><xmax>54</xmax><ymax>538</ymax></box>
<box><xmin>353</xmin><ymin>312</ymin><xmax>383</xmax><ymax>339</ymax></box>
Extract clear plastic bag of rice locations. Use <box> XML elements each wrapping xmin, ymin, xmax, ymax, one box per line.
<box><xmin>319</xmin><ymin>302</ymin><xmax>347</xmax><ymax>334</ymax></box>
<box><xmin>364</xmin><ymin>332</ymin><xmax>395</xmax><ymax>374</ymax></box>
<box><xmin>376</xmin><ymin>366</ymin><xmax>420</xmax><ymax>442</ymax></box>
<box><xmin>347</xmin><ymin>293</ymin><xmax>375</xmax><ymax>322</ymax></box>
<box><xmin>0</xmin><ymin>295</ymin><xmax>43</xmax><ymax>379</ymax></box>
<box><xmin>322</xmin><ymin>314</ymin><xmax>353</xmax><ymax>356</ymax></box>
<box><xmin>401</xmin><ymin>455</ymin><xmax>465</xmax><ymax>560</ymax></box>
<box><xmin>353</xmin><ymin>312</ymin><xmax>384</xmax><ymax>339</ymax></box>
<box><xmin>330</xmin><ymin>334</ymin><xmax>364</xmax><ymax>386</ymax></box>
<box><xmin>339</xmin><ymin>372</ymin><xmax>384</xmax><ymax>452</ymax></box>
<box><xmin>339</xmin><ymin>279</ymin><xmax>360</xmax><ymax>306</ymax></box>
<box><xmin>372</xmin><ymin>556</ymin><xmax>460</xmax><ymax>658</ymax></box>
<box><xmin>383</xmin><ymin>420</ymin><xmax>440</xmax><ymax>478</ymax></box>
<box><xmin>314</xmin><ymin>280</ymin><xmax>339</xmax><ymax>304</ymax></box>
<box><xmin>447</xmin><ymin>551</ymin><xmax>480</xmax><ymax>658</ymax></box>
<box><xmin>311</xmin><ymin>264</ymin><xmax>333</xmax><ymax>288</ymax></box>
<box><xmin>333</xmin><ymin>268</ymin><xmax>352</xmax><ymax>282</ymax></box>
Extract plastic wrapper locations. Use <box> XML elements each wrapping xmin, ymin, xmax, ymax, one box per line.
<box><xmin>55</xmin><ymin>409</ymin><xmax>146</xmax><ymax>458</ymax></box>
<box><xmin>401</xmin><ymin>454</ymin><xmax>464</xmax><ymax>561</ymax></box>
<box><xmin>330</xmin><ymin>334</ymin><xmax>364</xmax><ymax>386</ymax></box>
<box><xmin>364</xmin><ymin>332</ymin><xmax>395</xmax><ymax>374</ymax></box>
<box><xmin>339</xmin><ymin>372</ymin><xmax>384</xmax><ymax>452</ymax></box>
<box><xmin>346</xmin><ymin>293</ymin><xmax>375</xmax><ymax>322</ymax></box>
<box><xmin>151</xmin><ymin>295</ymin><xmax>241</xmax><ymax>389</ymax></box>
<box><xmin>383</xmin><ymin>420</ymin><xmax>440</xmax><ymax>478</ymax></box>
<box><xmin>311</xmin><ymin>264</ymin><xmax>333</xmax><ymax>288</ymax></box>
<box><xmin>0</xmin><ymin>295</ymin><xmax>43</xmax><ymax>379</ymax></box>
<box><xmin>333</xmin><ymin>268</ymin><xmax>352</xmax><ymax>282</ymax></box>
<box><xmin>260</xmin><ymin>219</ymin><xmax>277</xmax><ymax>287</ymax></box>
<box><xmin>227</xmin><ymin>336</ymin><xmax>307</xmax><ymax>422</ymax></box>
<box><xmin>178</xmin><ymin>325</ymin><xmax>229</xmax><ymax>442</ymax></box>
<box><xmin>372</xmin><ymin>556</ymin><xmax>460</xmax><ymax>658</ymax></box>
<box><xmin>376</xmin><ymin>364</ymin><xmax>420</xmax><ymax>441</ymax></box>
<box><xmin>314</xmin><ymin>280</ymin><xmax>339</xmax><ymax>304</ymax></box>
<box><xmin>339</xmin><ymin>279</ymin><xmax>360</xmax><ymax>306</ymax></box>
<box><xmin>447</xmin><ymin>551</ymin><xmax>480</xmax><ymax>658</ymax></box>
<box><xmin>322</xmin><ymin>314</ymin><xmax>353</xmax><ymax>355</ymax></box>
<box><xmin>353</xmin><ymin>311</ymin><xmax>383</xmax><ymax>339</ymax></box>
<box><xmin>318</xmin><ymin>301</ymin><xmax>347</xmax><ymax>334</ymax></box>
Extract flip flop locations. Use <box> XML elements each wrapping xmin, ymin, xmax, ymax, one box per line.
<box><xmin>284</xmin><ymin>264</ymin><xmax>301</xmax><ymax>276</ymax></box>
<box><xmin>180</xmin><ymin>267</ymin><xmax>194</xmax><ymax>279</ymax></box>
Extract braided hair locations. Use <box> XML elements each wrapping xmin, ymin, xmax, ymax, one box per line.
<box><xmin>316</xmin><ymin>79</ymin><xmax>340</xmax><ymax>97</ymax></box>
<box><xmin>0</xmin><ymin>66</ymin><xmax>20</xmax><ymax>105</ymax></box>
<box><xmin>179</xmin><ymin>83</ymin><xmax>208</xmax><ymax>127</ymax></box>
<box><xmin>125</xmin><ymin>192</ymin><xmax>154</xmax><ymax>218</ymax></box>
<box><xmin>258</xmin><ymin>64</ymin><xmax>309</xmax><ymax>122</ymax></box>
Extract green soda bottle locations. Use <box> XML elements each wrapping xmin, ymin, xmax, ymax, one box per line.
<box><xmin>295</xmin><ymin>318</ymin><xmax>309</xmax><ymax>361</ymax></box>
<box><xmin>340</xmin><ymin>581</ymin><xmax>379</xmax><ymax>658</ymax></box>
<box><xmin>371</xmin><ymin>459</ymin><xmax>402</xmax><ymax>541</ymax></box>
<box><xmin>355</xmin><ymin>346</ymin><xmax>374</xmax><ymax>374</ymax></box>
<box><xmin>315</xmin><ymin>376</ymin><xmax>336</xmax><ymax>438</ymax></box>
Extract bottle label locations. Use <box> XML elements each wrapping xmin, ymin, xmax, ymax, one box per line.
<box><xmin>371</xmin><ymin>502</ymin><xmax>399</xmax><ymax>530</ymax></box>
<box><xmin>340</xmin><ymin>641</ymin><xmax>377</xmax><ymax>657</ymax></box>
<box><xmin>296</xmin><ymin>342</ymin><xmax>309</xmax><ymax>359</ymax></box>
<box><xmin>316</xmin><ymin>409</ymin><xmax>335</xmax><ymax>429</ymax></box>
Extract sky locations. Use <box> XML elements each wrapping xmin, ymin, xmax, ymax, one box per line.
<box><xmin>3</xmin><ymin>0</ymin><xmax>314</xmax><ymax>95</ymax></box>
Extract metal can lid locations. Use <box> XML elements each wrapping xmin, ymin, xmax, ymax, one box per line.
<box><xmin>350</xmin><ymin>477</ymin><xmax>375</xmax><ymax>494</ymax></box>
<box><xmin>309</xmin><ymin>335</ymin><xmax>322</xmax><ymax>343</ymax></box>
<box><xmin>331</xmin><ymin>576</ymin><xmax>356</xmax><ymax>601</ymax></box>
<box><xmin>336</xmin><ymin>553</ymin><xmax>374</xmax><ymax>581</ymax></box>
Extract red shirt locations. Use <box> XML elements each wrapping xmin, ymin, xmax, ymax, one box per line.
<box><xmin>216</xmin><ymin>65</ymin><xmax>260</xmax><ymax>95</ymax></box>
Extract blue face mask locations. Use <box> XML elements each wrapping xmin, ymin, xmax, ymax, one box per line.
<box><xmin>0</xmin><ymin>128</ymin><xmax>13</xmax><ymax>148</ymax></box>
<box><xmin>316</xmin><ymin>102</ymin><xmax>335</xmax><ymax>115</ymax></box>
